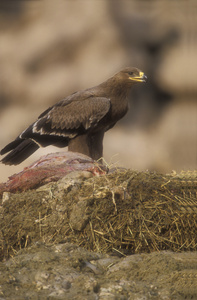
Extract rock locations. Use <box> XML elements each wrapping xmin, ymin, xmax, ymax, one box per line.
<box><xmin>0</xmin><ymin>242</ymin><xmax>197</xmax><ymax>299</ymax></box>
<box><xmin>0</xmin><ymin>169</ymin><xmax>196</xmax><ymax>298</ymax></box>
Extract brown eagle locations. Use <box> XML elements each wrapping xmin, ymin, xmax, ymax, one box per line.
<box><xmin>0</xmin><ymin>67</ymin><xmax>147</xmax><ymax>165</ymax></box>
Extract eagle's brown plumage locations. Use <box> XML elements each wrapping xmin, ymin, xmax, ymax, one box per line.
<box><xmin>0</xmin><ymin>67</ymin><xmax>147</xmax><ymax>165</ymax></box>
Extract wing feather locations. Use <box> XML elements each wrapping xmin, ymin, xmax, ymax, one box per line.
<box><xmin>22</xmin><ymin>96</ymin><xmax>111</xmax><ymax>140</ymax></box>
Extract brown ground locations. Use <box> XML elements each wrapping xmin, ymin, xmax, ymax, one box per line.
<box><xmin>0</xmin><ymin>243</ymin><xmax>196</xmax><ymax>300</ymax></box>
<box><xmin>0</xmin><ymin>169</ymin><xmax>197</xmax><ymax>299</ymax></box>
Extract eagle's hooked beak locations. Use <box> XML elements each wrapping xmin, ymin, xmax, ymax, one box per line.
<box><xmin>129</xmin><ymin>72</ymin><xmax>147</xmax><ymax>83</ymax></box>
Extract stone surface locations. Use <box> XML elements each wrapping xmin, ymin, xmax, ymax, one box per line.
<box><xmin>0</xmin><ymin>243</ymin><xmax>196</xmax><ymax>299</ymax></box>
<box><xmin>0</xmin><ymin>168</ymin><xmax>196</xmax><ymax>299</ymax></box>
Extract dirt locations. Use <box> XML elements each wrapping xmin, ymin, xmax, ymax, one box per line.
<box><xmin>0</xmin><ymin>169</ymin><xmax>196</xmax><ymax>299</ymax></box>
<box><xmin>0</xmin><ymin>243</ymin><xmax>196</xmax><ymax>299</ymax></box>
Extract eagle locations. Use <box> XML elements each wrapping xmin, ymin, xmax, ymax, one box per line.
<box><xmin>0</xmin><ymin>67</ymin><xmax>147</xmax><ymax>165</ymax></box>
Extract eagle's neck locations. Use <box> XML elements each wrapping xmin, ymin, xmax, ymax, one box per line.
<box><xmin>100</xmin><ymin>78</ymin><xmax>131</xmax><ymax>119</ymax></box>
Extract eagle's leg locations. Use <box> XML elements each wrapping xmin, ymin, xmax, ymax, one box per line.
<box><xmin>89</xmin><ymin>131</ymin><xmax>104</xmax><ymax>161</ymax></box>
<box><xmin>68</xmin><ymin>131</ymin><xmax>104</xmax><ymax>161</ymax></box>
<box><xmin>68</xmin><ymin>134</ymin><xmax>92</xmax><ymax>158</ymax></box>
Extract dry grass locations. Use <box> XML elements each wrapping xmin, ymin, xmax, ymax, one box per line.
<box><xmin>0</xmin><ymin>170</ymin><xmax>197</xmax><ymax>260</ymax></box>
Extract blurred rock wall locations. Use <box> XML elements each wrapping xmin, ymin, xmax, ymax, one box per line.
<box><xmin>0</xmin><ymin>0</ymin><xmax>196</xmax><ymax>181</ymax></box>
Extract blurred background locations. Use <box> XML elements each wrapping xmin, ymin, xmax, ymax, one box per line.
<box><xmin>0</xmin><ymin>0</ymin><xmax>196</xmax><ymax>182</ymax></box>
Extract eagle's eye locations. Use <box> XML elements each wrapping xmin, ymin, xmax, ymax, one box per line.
<box><xmin>128</xmin><ymin>71</ymin><xmax>134</xmax><ymax>76</ymax></box>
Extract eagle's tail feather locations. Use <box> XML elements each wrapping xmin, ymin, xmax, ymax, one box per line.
<box><xmin>0</xmin><ymin>139</ymin><xmax>39</xmax><ymax>165</ymax></box>
<box><xmin>0</xmin><ymin>138</ymin><xmax>22</xmax><ymax>155</ymax></box>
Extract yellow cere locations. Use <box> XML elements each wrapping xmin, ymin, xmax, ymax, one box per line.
<box><xmin>129</xmin><ymin>71</ymin><xmax>145</xmax><ymax>82</ymax></box>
